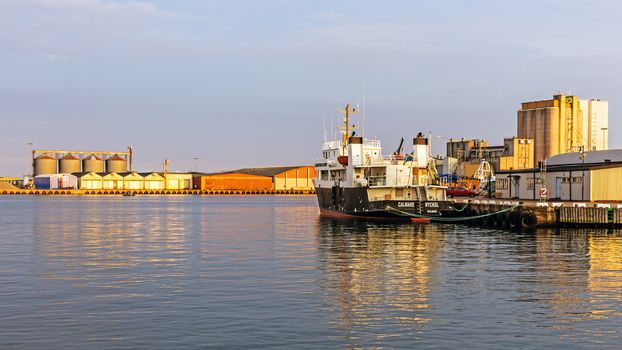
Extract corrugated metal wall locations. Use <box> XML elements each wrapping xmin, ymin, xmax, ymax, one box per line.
<box><xmin>590</xmin><ymin>168</ymin><xmax>622</xmax><ymax>201</ymax></box>
<box><xmin>273</xmin><ymin>166</ymin><xmax>316</xmax><ymax>190</ymax></box>
<box><xmin>201</xmin><ymin>174</ymin><xmax>273</xmax><ymax>191</ymax></box>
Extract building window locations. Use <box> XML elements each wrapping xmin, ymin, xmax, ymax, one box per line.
<box><xmin>497</xmin><ymin>178</ymin><xmax>508</xmax><ymax>190</ymax></box>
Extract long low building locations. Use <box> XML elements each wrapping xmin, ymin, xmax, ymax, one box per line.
<box><xmin>72</xmin><ymin>172</ymin><xmax>193</xmax><ymax>190</ymax></box>
<box><xmin>198</xmin><ymin>166</ymin><xmax>316</xmax><ymax>191</ymax></box>
<box><xmin>496</xmin><ymin>150</ymin><xmax>622</xmax><ymax>201</ymax></box>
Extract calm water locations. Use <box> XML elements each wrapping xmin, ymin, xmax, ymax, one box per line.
<box><xmin>0</xmin><ymin>196</ymin><xmax>621</xmax><ymax>349</ymax></box>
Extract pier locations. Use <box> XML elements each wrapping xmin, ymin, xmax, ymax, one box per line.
<box><xmin>456</xmin><ymin>199</ymin><xmax>622</xmax><ymax>229</ymax></box>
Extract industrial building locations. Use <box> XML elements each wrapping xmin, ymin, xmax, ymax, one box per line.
<box><xmin>496</xmin><ymin>149</ymin><xmax>622</xmax><ymax>201</ymax></box>
<box><xmin>517</xmin><ymin>94</ymin><xmax>608</xmax><ymax>162</ymax></box>
<box><xmin>0</xmin><ymin>177</ymin><xmax>22</xmax><ymax>187</ymax></box>
<box><xmin>32</xmin><ymin>147</ymin><xmax>133</xmax><ymax>176</ymax></box>
<box><xmin>444</xmin><ymin>138</ymin><xmax>505</xmax><ymax>173</ymax></box>
<box><xmin>199</xmin><ymin>166</ymin><xmax>316</xmax><ymax>191</ymax></box>
<box><xmin>141</xmin><ymin>172</ymin><xmax>165</xmax><ymax>190</ymax></box>
<box><xmin>101</xmin><ymin>173</ymin><xmax>124</xmax><ymax>190</ymax></box>
<box><xmin>73</xmin><ymin>172</ymin><xmax>191</xmax><ymax>191</ymax></box>
<box><xmin>34</xmin><ymin>174</ymin><xmax>78</xmax><ymax>190</ymax></box>
<box><xmin>164</xmin><ymin>173</ymin><xmax>193</xmax><ymax>190</ymax></box>
<box><xmin>74</xmin><ymin>172</ymin><xmax>103</xmax><ymax>190</ymax></box>
<box><xmin>498</xmin><ymin>137</ymin><xmax>535</xmax><ymax>171</ymax></box>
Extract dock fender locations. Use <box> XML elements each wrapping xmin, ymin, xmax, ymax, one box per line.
<box><xmin>509</xmin><ymin>210</ymin><xmax>520</xmax><ymax>229</ymax></box>
<box><xmin>472</xmin><ymin>207</ymin><xmax>483</xmax><ymax>226</ymax></box>
<box><xmin>520</xmin><ymin>211</ymin><xmax>537</xmax><ymax>231</ymax></box>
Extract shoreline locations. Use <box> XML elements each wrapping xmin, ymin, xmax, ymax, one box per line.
<box><xmin>0</xmin><ymin>189</ymin><xmax>316</xmax><ymax>196</ymax></box>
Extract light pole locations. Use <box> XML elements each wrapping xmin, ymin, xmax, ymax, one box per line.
<box><xmin>27</xmin><ymin>142</ymin><xmax>33</xmax><ymax>178</ymax></box>
<box><xmin>601</xmin><ymin>127</ymin><xmax>608</xmax><ymax>150</ymax></box>
<box><xmin>580</xmin><ymin>146</ymin><xmax>586</xmax><ymax>201</ymax></box>
<box><xmin>193</xmin><ymin>157</ymin><xmax>198</xmax><ymax>173</ymax></box>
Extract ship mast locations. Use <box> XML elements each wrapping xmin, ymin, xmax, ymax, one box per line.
<box><xmin>337</xmin><ymin>104</ymin><xmax>359</xmax><ymax>147</ymax></box>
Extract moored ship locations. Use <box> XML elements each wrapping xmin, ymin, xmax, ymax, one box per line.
<box><xmin>313</xmin><ymin>104</ymin><xmax>458</xmax><ymax>220</ymax></box>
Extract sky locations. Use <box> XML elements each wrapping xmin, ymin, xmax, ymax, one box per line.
<box><xmin>1</xmin><ymin>0</ymin><xmax>621</xmax><ymax>176</ymax></box>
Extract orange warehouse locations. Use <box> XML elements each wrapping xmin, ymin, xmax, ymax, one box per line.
<box><xmin>272</xmin><ymin>166</ymin><xmax>316</xmax><ymax>191</ymax></box>
<box><xmin>200</xmin><ymin>173</ymin><xmax>273</xmax><ymax>191</ymax></box>
<box><xmin>199</xmin><ymin>166</ymin><xmax>316</xmax><ymax>191</ymax></box>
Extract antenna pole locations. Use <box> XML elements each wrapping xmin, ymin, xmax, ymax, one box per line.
<box><xmin>362</xmin><ymin>82</ymin><xmax>366</xmax><ymax>139</ymax></box>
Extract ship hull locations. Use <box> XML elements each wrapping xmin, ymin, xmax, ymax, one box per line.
<box><xmin>314</xmin><ymin>186</ymin><xmax>457</xmax><ymax>220</ymax></box>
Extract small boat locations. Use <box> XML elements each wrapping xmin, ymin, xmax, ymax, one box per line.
<box><xmin>122</xmin><ymin>191</ymin><xmax>135</xmax><ymax>197</ymax></box>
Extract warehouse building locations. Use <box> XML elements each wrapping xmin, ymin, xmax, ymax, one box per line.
<box><xmin>164</xmin><ymin>173</ymin><xmax>193</xmax><ymax>190</ymax></box>
<box><xmin>199</xmin><ymin>166</ymin><xmax>316</xmax><ymax>191</ymax></box>
<box><xmin>496</xmin><ymin>150</ymin><xmax>622</xmax><ymax>201</ymax></box>
<box><xmin>73</xmin><ymin>172</ymin><xmax>191</xmax><ymax>191</ymax></box>
<box><xmin>75</xmin><ymin>172</ymin><xmax>103</xmax><ymax>190</ymax></box>
<box><xmin>0</xmin><ymin>177</ymin><xmax>22</xmax><ymax>187</ymax></box>
<box><xmin>34</xmin><ymin>174</ymin><xmax>78</xmax><ymax>190</ymax></box>
<box><xmin>119</xmin><ymin>172</ymin><xmax>143</xmax><ymax>190</ymax></box>
<box><xmin>141</xmin><ymin>172</ymin><xmax>165</xmax><ymax>190</ymax></box>
<box><xmin>101</xmin><ymin>173</ymin><xmax>124</xmax><ymax>190</ymax></box>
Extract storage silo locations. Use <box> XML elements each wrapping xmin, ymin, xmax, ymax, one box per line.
<box><xmin>82</xmin><ymin>154</ymin><xmax>105</xmax><ymax>173</ymax></box>
<box><xmin>106</xmin><ymin>154</ymin><xmax>127</xmax><ymax>173</ymax></box>
<box><xmin>59</xmin><ymin>154</ymin><xmax>81</xmax><ymax>174</ymax></box>
<box><xmin>34</xmin><ymin>153</ymin><xmax>57</xmax><ymax>176</ymax></box>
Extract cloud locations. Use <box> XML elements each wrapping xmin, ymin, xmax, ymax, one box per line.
<box><xmin>0</xmin><ymin>0</ymin><xmax>190</xmax><ymax>59</ymax></box>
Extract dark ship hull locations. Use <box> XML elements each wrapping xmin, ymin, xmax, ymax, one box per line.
<box><xmin>315</xmin><ymin>186</ymin><xmax>458</xmax><ymax>220</ymax></box>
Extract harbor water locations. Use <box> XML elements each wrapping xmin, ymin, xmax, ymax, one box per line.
<box><xmin>1</xmin><ymin>196</ymin><xmax>621</xmax><ymax>349</ymax></box>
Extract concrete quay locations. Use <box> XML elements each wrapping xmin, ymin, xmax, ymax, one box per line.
<box><xmin>0</xmin><ymin>189</ymin><xmax>316</xmax><ymax>196</ymax></box>
<box><xmin>457</xmin><ymin>198</ymin><xmax>622</xmax><ymax>229</ymax></box>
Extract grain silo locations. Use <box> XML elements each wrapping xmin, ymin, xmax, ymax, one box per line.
<box><xmin>106</xmin><ymin>154</ymin><xmax>127</xmax><ymax>173</ymax></box>
<box><xmin>34</xmin><ymin>153</ymin><xmax>57</xmax><ymax>176</ymax></box>
<box><xmin>59</xmin><ymin>154</ymin><xmax>81</xmax><ymax>174</ymax></box>
<box><xmin>82</xmin><ymin>154</ymin><xmax>105</xmax><ymax>173</ymax></box>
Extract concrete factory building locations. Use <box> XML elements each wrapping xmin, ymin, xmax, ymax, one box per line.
<box><xmin>517</xmin><ymin>94</ymin><xmax>608</xmax><ymax>162</ymax></box>
<box><xmin>496</xmin><ymin>149</ymin><xmax>622</xmax><ymax>202</ymax></box>
<box><xmin>199</xmin><ymin>166</ymin><xmax>316</xmax><ymax>192</ymax></box>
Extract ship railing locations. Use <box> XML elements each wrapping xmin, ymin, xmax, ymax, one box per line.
<box><xmin>358</xmin><ymin>155</ymin><xmax>407</xmax><ymax>166</ymax></box>
<box><xmin>363</xmin><ymin>139</ymin><xmax>381</xmax><ymax>147</ymax></box>
<box><xmin>322</xmin><ymin>141</ymin><xmax>342</xmax><ymax>150</ymax></box>
<box><xmin>322</xmin><ymin>139</ymin><xmax>381</xmax><ymax>150</ymax></box>
<box><xmin>367</xmin><ymin>176</ymin><xmax>386</xmax><ymax>187</ymax></box>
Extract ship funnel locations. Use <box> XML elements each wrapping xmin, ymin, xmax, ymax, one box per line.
<box><xmin>412</xmin><ymin>133</ymin><xmax>429</xmax><ymax>168</ymax></box>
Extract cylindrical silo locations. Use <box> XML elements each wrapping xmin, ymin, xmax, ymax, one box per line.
<box><xmin>106</xmin><ymin>154</ymin><xmax>127</xmax><ymax>173</ymax></box>
<box><xmin>82</xmin><ymin>154</ymin><xmax>105</xmax><ymax>173</ymax></box>
<box><xmin>59</xmin><ymin>154</ymin><xmax>81</xmax><ymax>174</ymax></box>
<box><xmin>34</xmin><ymin>154</ymin><xmax>57</xmax><ymax>176</ymax></box>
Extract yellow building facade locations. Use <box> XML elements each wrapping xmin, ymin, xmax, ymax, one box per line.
<box><xmin>499</xmin><ymin>137</ymin><xmax>535</xmax><ymax>171</ymax></box>
<box><xmin>121</xmin><ymin>172</ymin><xmax>144</xmax><ymax>190</ymax></box>
<box><xmin>76</xmin><ymin>172</ymin><xmax>103</xmax><ymax>189</ymax></box>
<box><xmin>589</xmin><ymin>167</ymin><xmax>622</xmax><ymax>202</ymax></box>
<box><xmin>164</xmin><ymin>173</ymin><xmax>193</xmax><ymax>190</ymax></box>
<box><xmin>101</xmin><ymin>173</ymin><xmax>124</xmax><ymax>190</ymax></box>
<box><xmin>142</xmin><ymin>172</ymin><xmax>165</xmax><ymax>190</ymax></box>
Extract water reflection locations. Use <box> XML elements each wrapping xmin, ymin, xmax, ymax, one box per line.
<box><xmin>2</xmin><ymin>196</ymin><xmax>621</xmax><ymax>349</ymax></box>
<box><xmin>317</xmin><ymin>218</ymin><xmax>442</xmax><ymax>344</ymax></box>
<box><xmin>533</xmin><ymin>228</ymin><xmax>622</xmax><ymax>329</ymax></box>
